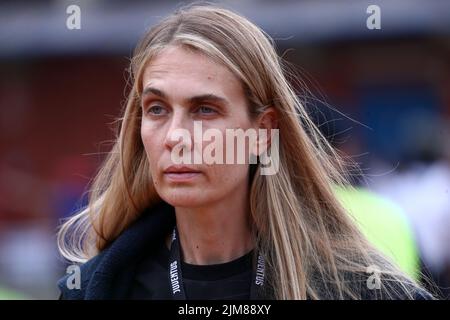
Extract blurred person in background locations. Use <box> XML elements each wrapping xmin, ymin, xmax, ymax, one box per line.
<box><xmin>318</xmin><ymin>108</ymin><xmax>447</xmax><ymax>297</ymax></box>
<box><xmin>315</xmin><ymin>106</ymin><xmax>422</xmax><ymax>282</ymax></box>
<box><xmin>335</xmin><ymin>186</ymin><xmax>420</xmax><ymax>281</ymax></box>
<box><xmin>370</xmin><ymin>118</ymin><xmax>450</xmax><ymax>298</ymax></box>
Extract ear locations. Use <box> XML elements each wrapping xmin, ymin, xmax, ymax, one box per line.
<box><xmin>252</xmin><ymin>107</ymin><xmax>278</xmax><ymax>157</ymax></box>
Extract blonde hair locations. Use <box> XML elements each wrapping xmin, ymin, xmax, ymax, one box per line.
<box><xmin>58</xmin><ymin>3</ymin><xmax>428</xmax><ymax>299</ymax></box>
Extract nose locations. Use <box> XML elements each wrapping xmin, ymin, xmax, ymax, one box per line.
<box><xmin>164</xmin><ymin>110</ymin><xmax>194</xmax><ymax>153</ymax></box>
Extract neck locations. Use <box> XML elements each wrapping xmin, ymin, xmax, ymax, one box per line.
<box><xmin>170</xmin><ymin>194</ymin><xmax>254</xmax><ymax>265</ymax></box>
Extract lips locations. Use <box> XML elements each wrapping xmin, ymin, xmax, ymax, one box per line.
<box><xmin>163</xmin><ymin>165</ymin><xmax>202</xmax><ymax>174</ymax></box>
<box><xmin>163</xmin><ymin>165</ymin><xmax>202</xmax><ymax>182</ymax></box>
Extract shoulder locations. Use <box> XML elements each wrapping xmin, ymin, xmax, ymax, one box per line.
<box><xmin>358</xmin><ymin>274</ymin><xmax>435</xmax><ymax>300</ymax></box>
<box><xmin>411</xmin><ymin>287</ymin><xmax>435</xmax><ymax>300</ymax></box>
<box><xmin>57</xmin><ymin>201</ymin><xmax>176</xmax><ymax>300</ymax></box>
<box><xmin>57</xmin><ymin>251</ymin><xmax>106</xmax><ymax>300</ymax></box>
<box><xmin>313</xmin><ymin>269</ymin><xmax>435</xmax><ymax>300</ymax></box>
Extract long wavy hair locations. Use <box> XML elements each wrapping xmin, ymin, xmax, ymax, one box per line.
<box><xmin>57</xmin><ymin>3</ymin><xmax>428</xmax><ymax>299</ymax></box>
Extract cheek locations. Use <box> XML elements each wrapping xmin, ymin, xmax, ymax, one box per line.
<box><xmin>207</xmin><ymin>163</ymin><xmax>249</xmax><ymax>191</ymax></box>
<box><xmin>141</xmin><ymin>125</ymin><xmax>163</xmax><ymax>172</ymax></box>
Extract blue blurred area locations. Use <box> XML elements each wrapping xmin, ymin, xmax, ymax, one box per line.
<box><xmin>359</xmin><ymin>84</ymin><xmax>440</xmax><ymax>162</ymax></box>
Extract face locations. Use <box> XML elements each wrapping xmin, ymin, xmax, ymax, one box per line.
<box><xmin>140</xmin><ymin>45</ymin><xmax>258</xmax><ymax>208</ymax></box>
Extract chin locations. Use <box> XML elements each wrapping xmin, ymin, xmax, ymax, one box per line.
<box><xmin>159</xmin><ymin>188</ymin><xmax>214</xmax><ymax>208</ymax></box>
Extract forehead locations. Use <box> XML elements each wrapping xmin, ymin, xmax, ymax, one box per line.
<box><xmin>141</xmin><ymin>45</ymin><xmax>245</xmax><ymax>99</ymax></box>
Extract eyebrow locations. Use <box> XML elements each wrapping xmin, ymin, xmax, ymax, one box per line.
<box><xmin>141</xmin><ymin>86</ymin><xmax>229</xmax><ymax>107</ymax></box>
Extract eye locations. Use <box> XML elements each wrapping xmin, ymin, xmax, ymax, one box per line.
<box><xmin>196</xmin><ymin>105</ymin><xmax>217</xmax><ymax>115</ymax></box>
<box><xmin>146</xmin><ymin>105</ymin><xmax>168</xmax><ymax>116</ymax></box>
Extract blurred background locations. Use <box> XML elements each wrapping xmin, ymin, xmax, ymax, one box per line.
<box><xmin>0</xmin><ymin>0</ymin><xmax>449</xmax><ymax>299</ymax></box>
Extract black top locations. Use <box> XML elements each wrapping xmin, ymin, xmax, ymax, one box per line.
<box><xmin>129</xmin><ymin>238</ymin><xmax>253</xmax><ymax>300</ymax></box>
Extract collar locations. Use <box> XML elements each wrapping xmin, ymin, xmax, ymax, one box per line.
<box><xmin>57</xmin><ymin>201</ymin><xmax>176</xmax><ymax>299</ymax></box>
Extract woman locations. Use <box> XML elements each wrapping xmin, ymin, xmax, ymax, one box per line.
<box><xmin>57</xmin><ymin>4</ymin><xmax>432</xmax><ymax>300</ymax></box>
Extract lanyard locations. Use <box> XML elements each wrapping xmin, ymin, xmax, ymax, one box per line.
<box><xmin>168</xmin><ymin>226</ymin><xmax>266</xmax><ymax>300</ymax></box>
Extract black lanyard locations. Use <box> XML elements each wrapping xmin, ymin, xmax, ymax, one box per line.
<box><xmin>168</xmin><ymin>226</ymin><xmax>266</xmax><ymax>300</ymax></box>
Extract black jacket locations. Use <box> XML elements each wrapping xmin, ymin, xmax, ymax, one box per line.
<box><xmin>57</xmin><ymin>201</ymin><xmax>176</xmax><ymax>299</ymax></box>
